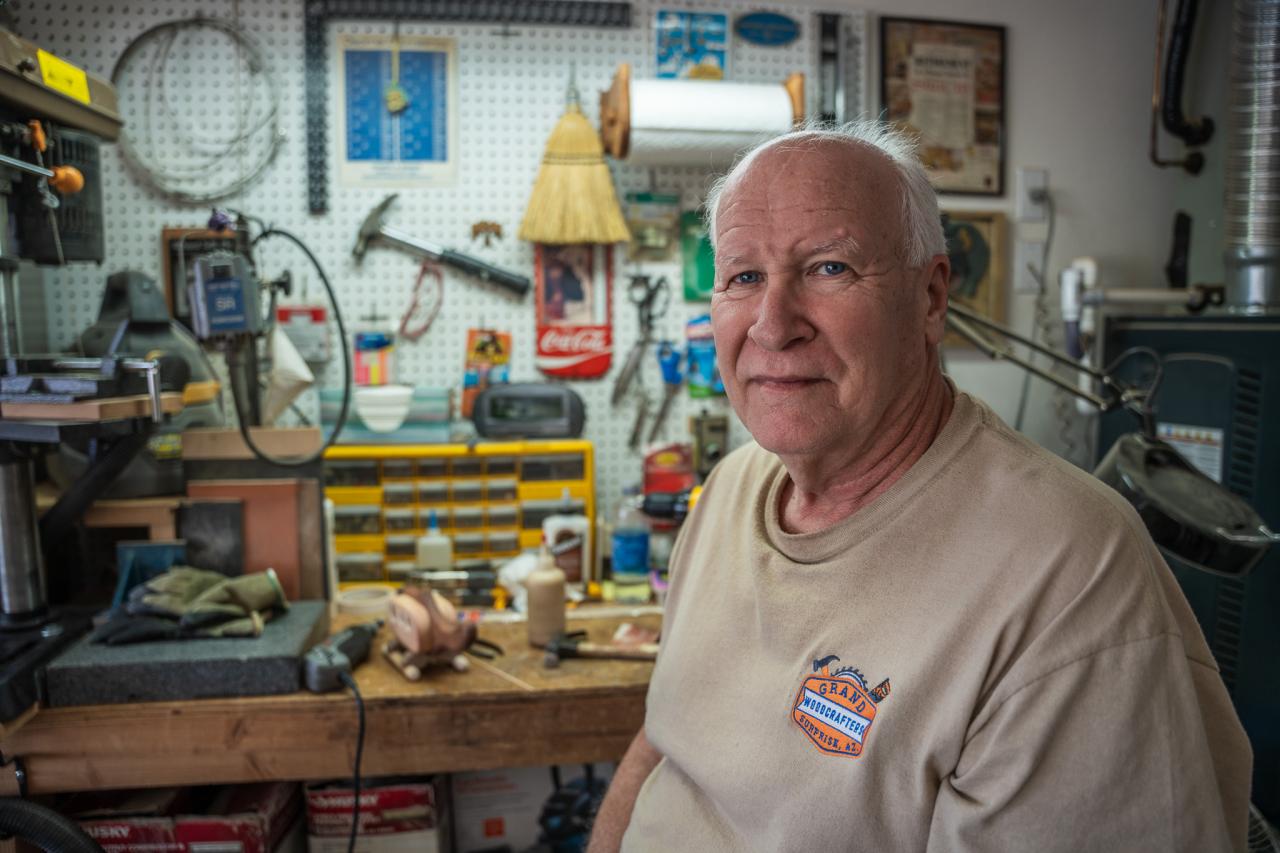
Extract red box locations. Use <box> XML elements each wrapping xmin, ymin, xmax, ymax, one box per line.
<box><xmin>177</xmin><ymin>781</ymin><xmax>302</xmax><ymax>853</ymax></box>
<box><xmin>306</xmin><ymin>778</ymin><xmax>447</xmax><ymax>853</ymax></box>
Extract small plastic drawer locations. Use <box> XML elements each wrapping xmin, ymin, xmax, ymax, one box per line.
<box><xmin>381</xmin><ymin>459</ymin><xmax>415</xmax><ymax>479</ymax></box>
<box><xmin>453</xmin><ymin>532</ymin><xmax>485</xmax><ymax>556</ymax></box>
<box><xmin>417</xmin><ymin>458</ymin><xmax>448</xmax><ymax>478</ymax></box>
<box><xmin>485</xmin><ymin>503</ymin><xmax>518</xmax><ymax>529</ymax></box>
<box><xmin>451</xmin><ymin>479</ymin><xmax>484</xmax><ymax>503</ymax></box>
<box><xmin>486</xmin><ymin>456</ymin><xmax>517</xmax><ymax>476</ymax></box>
<box><xmin>386</xmin><ymin>560</ymin><xmax>418</xmax><ymax>580</ymax></box>
<box><xmin>385</xmin><ymin>534</ymin><xmax>417</xmax><ymax>557</ymax></box>
<box><xmin>521</xmin><ymin>498</ymin><xmax>586</xmax><ymax>530</ymax></box>
<box><xmin>333</xmin><ymin>504</ymin><xmax>381</xmax><ymax>535</ymax></box>
<box><xmin>416</xmin><ymin>480</ymin><xmax>449</xmax><ymax>504</ymax></box>
<box><xmin>520</xmin><ymin>453</ymin><xmax>585</xmax><ymax>482</ymax></box>
<box><xmin>419</xmin><ymin>506</ymin><xmax>450</xmax><ymax>530</ymax></box>
<box><xmin>451</xmin><ymin>457</ymin><xmax>484</xmax><ymax>477</ymax></box>
<box><xmin>452</xmin><ymin>506</ymin><xmax>484</xmax><ymax>529</ymax></box>
<box><xmin>337</xmin><ymin>552</ymin><xmax>383</xmax><ymax>582</ymax></box>
<box><xmin>487</xmin><ymin>531</ymin><xmax>519</xmax><ymax>554</ymax></box>
<box><xmin>485</xmin><ymin>478</ymin><xmax>518</xmax><ymax>501</ymax></box>
<box><xmin>382</xmin><ymin>482</ymin><xmax>415</xmax><ymax>505</ymax></box>
<box><xmin>383</xmin><ymin>508</ymin><xmax>417</xmax><ymax>532</ymax></box>
<box><xmin>325</xmin><ymin>460</ymin><xmax>379</xmax><ymax>487</ymax></box>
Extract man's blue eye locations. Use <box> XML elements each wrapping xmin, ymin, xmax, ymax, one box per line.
<box><xmin>817</xmin><ymin>262</ymin><xmax>848</xmax><ymax>276</ymax></box>
<box><xmin>731</xmin><ymin>271</ymin><xmax>763</xmax><ymax>285</ymax></box>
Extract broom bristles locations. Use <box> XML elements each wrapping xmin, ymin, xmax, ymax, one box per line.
<box><xmin>520</xmin><ymin>106</ymin><xmax>631</xmax><ymax>244</ymax></box>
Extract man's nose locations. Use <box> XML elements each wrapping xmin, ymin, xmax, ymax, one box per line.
<box><xmin>748</xmin><ymin>277</ymin><xmax>815</xmax><ymax>351</ymax></box>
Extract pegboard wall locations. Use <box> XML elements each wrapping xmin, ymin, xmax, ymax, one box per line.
<box><xmin>12</xmin><ymin>0</ymin><xmax>866</xmax><ymax>513</ymax></box>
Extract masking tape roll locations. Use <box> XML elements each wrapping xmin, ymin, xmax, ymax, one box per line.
<box><xmin>337</xmin><ymin>585</ymin><xmax>396</xmax><ymax>616</ymax></box>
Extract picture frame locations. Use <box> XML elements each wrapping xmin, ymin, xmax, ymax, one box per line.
<box><xmin>880</xmin><ymin>16</ymin><xmax>1006</xmax><ymax>195</ymax></box>
<box><xmin>161</xmin><ymin>227</ymin><xmax>239</xmax><ymax>331</ymax></box>
<box><xmin>942</xmin><ymin>210</ymin><xmax>1006</xmax><ymax>347</ymax></box>
<box><xmin>533</xmin><ymin>244</ymin><xmax>615</xmax><ymax>379</ymax></box>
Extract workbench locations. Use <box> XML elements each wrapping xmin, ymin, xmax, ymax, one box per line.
<box><xmin>0</xmin><ymin>612</ymin><xmax>659</xmax><ymax>796</ymax></box>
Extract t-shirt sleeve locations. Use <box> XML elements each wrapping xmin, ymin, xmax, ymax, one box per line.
<box><xmin>926</xmin><ymin>634</ymin><xmax>1251</xmax><ymax>853</ymax></box>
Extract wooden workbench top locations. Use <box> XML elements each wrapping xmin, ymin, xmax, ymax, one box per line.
<box><xmin>0</xmin><ymin>613</ymin><xmax>660</xmax><ymax>795</ymax></box>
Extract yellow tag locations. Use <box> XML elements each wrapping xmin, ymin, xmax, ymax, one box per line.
<box><xmin>36</xmin><ymin>49</ymin><xmax>91</xmax><ymax>104</ymax></box>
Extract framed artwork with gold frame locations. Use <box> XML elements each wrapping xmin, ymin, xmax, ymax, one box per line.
<box><xmin>942</xmin><ymin>210</ymin><xmax>1005</xmax><ymax>347</ymax></box>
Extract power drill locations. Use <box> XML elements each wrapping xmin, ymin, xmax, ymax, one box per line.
<box><xmin>303</xmin><ymin>620</ymin><xmax>383</xmax><ymax>693</ymax></box>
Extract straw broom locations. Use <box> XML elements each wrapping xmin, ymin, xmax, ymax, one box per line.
<box><xmin>520</xmin><ymin>73</ymin><xmax>631</xmax><ymax>245</ymax></box>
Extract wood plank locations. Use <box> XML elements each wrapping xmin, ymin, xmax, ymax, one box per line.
<box><xmin>0</xmin><ymin>616</ymin><xmax>658</xmax><ymax>794</ymax></box>
<box><xmin>82</xmin><ymin>498</ymin><xmax>181</xmax><ymax>541</ymax></box>
<box><xmin>0</xmin><ymin>392</ymin><xmax>183</xmax><ymax>421</ymax></box>
<box><xmin>181</xmin><ymin>427</ymin><xmax>323</xmax><ymax>460</ymax></box>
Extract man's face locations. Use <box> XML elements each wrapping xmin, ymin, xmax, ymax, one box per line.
<box><xmin>710</xmin><ymin>141</ymin><xmax>948</xmax><ymax>461</ymax></box>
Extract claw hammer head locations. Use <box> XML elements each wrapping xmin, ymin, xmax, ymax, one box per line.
<box><xmin>352</xmin><ymin>194</ymin><xmax>399</xmax><ymax>263</ymax></box>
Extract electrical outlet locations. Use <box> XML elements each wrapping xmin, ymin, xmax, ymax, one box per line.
<box><xmin>1015</xmin><ymin>167</ymin><xmax>1049</xmax><ymax>222</ymax></box>
<box><xmin>1014</xmin><ymin>239</ymin><xmax>1046</xmax><ymax>293</ymax></box>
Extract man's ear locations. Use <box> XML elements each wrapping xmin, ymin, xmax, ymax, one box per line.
<box><xmin>922</xmin><ymin>254</ymin><xmax>950</xmax><ymax>347</ymax></box>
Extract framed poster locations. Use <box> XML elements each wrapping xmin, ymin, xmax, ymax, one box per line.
<box><xmin>534</xmin><ymin>244</ymin><xmax>614</xmax><ymax>378</ymax></box>
<box><xmin>161</xmin><ymin>228</ymin><xmax>239</xmax><ymax>331</ymax></box>
<box><xmin>655</xmin><ymin>10</ymin><xmax>728</xmax><ymax>79</ymax></box>
<box><xmin>942</xmin><ymin>210</ymin><xmax>1005</xmax><ymax>347</ymax></box>
<box><xmin>335</xmin><ymin>32</ymin><xmax>457</xmax><ymax>188</ymax></box>
<box><xmin>880</xmin><ymin>17</ymin><xmax>1006</xmax><ymax>195</ymax></box>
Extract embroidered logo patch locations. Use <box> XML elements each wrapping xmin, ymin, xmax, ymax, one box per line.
<box><xmin>791</xmin><ymin>655</ymin><xmax>891</xmax><ymax>758</ymax></box>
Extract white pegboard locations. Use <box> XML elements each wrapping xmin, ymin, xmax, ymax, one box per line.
<box><xmin>13</xmin><ymin>0</ymin><xmax>867</xmax><ymax>513</ymax></box>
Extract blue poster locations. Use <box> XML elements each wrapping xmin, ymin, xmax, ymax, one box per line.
<box><xmin>655</xmin><ymin>11</ymin><xmax>728</xmax><ymax>79</ymax></box>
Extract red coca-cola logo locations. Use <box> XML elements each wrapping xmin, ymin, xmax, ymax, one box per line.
<box><xmin>538</xmin><ymin>326</ymin><xmax>609</xmax><ymax>354</ymax></box>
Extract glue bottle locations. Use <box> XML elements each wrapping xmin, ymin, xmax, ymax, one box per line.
<box><xmin>611</xmin><ymin>487</ymin><xmax>651</xmax><ymax>604</ymax></box>
<box><xmin>415</xmin><ymin>509</ymin><xmax>452</xmax><ymax>572</ymax></box>
<box><xmin>526</xmin><ymin>546</ymin><xmax>566</xmax><ymax>647</ymax></box>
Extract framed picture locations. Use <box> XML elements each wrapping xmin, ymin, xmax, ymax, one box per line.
<box><xmin>161</xmin><ymin>228</ymin><xmax>239</xmax><ymax>331</ymax></box>
<box><xmin>334</xmin><ymin>32</ymin><xmax>457</xmax><ymax>188</ymax></box>
<box><xmin>942</xmin><ymin>210</ymin><xmax>1005</xmax><ymax>347</ymax></box>
<box><xmin>880</xmin><ymin>17</ymin><xmax>1006</xmax><ymax>195</ymax></box>
<box><xmin>534</xmin><ymin>244</ymin><xmax>614</xmax><ymax>378</ymax></box>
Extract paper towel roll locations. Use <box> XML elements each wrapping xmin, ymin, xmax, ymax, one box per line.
<box><xmin>600</xmin><ymin>65</ymin><xmax>804</xmax><ymax>169</ymax></box>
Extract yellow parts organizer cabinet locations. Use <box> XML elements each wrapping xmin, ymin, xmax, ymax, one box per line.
<box><xmin>325</xmin><ymin>440</ymin><xmax>594</xmax><ymax>585</ymax></box>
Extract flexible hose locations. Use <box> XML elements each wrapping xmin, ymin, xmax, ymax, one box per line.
<box><xmin>1160</xmin><ymin>0</ymin><xmax>1214</xmax><ymax>147</ymax></box>
<box><xmin>0</xmin><ymin>798</ymin><xmax>104</xmax><ymax>852</ymax></box>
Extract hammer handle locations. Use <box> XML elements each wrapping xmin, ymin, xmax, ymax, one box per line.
<box><xmin>574</xmin><ymin>642</ymin><xmax>659</xmax><ymax>661</ymax></box>
<box><xmin>440</xmin><ymin>249</ymin><xmax>531</xmax><ymax>297</ymax></box>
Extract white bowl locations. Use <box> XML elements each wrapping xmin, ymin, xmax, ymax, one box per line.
<box><xmin>354</xmin><ymin>384</ymin><xmax>413</xmax><ymax>433</ymax></box>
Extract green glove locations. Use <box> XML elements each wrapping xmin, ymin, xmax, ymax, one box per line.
<box><xmin>179</xmin><ymin>570</ymin><xmax>287</xmax><ymax>634</ymax></box>
<box><xmin>127</xmin><ymin>566</ymin><xmax>227</xmax><ymax>619</ymax></box>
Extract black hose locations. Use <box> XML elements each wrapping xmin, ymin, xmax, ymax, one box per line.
<box><xmin>0</xmin><ymin>798</ymin><xmax>104</xmax><ymax>852</ymax></box>
<box><xmin>1161</xmin><ymin>0</ymin><xmax>1214</xmax><ymax>147</ymax></box>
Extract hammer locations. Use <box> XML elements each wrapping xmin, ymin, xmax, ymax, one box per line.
<box><xmin>542</xmin><ymin>631</ymin><xmax>660</xmax><ymax>668</ymax></box>
<box><xmin>353</xmin><ymin>194</ymin><xmax>531</xmax><ymax>297</ymax></box>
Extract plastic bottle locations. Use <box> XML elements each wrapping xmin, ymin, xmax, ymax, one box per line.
<box><xmin>542</xmin><ymin>488</ymin><xmax>590</xmax><ymax>590</ymax></box>
<box><xmin>415</xmin><ymin>509</ymin><xmax>453</xmax><ymax>572</ymax></box>
<box><xmin>526</xmin><ymin>547</ymin><xmax>566</xmax><ymax>647</ymax></box>
<box><xmin>611</xmin><ymin>487</ymin><xmax>651</xmax><ymax>604</ymax></box>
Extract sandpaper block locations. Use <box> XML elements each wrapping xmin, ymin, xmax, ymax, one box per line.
<box><xmin>44</xmin><ymin>601</ymin><xmax>329</xmax><ymax>707</ymax></box>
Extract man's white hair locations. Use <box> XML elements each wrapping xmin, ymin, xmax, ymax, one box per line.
<box><xmin>704</xmin><ymin>119</ymin><xmax>946</xmax><ymax>269</ymax></box>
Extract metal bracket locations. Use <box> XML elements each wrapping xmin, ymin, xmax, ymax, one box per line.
<box><xmin>304</xmin><ymin>0</ymin><xmax>632</xmax><ymax>214</ymax></box>
<box><xmin>0</xmin><ymin>752</ymin><xmax>29</xmax><ymax>799</ymax></box>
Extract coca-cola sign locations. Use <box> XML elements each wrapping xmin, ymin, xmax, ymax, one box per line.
<box><xmin>535</xmin><ymin>244</ymin><xmax>614</xmax><ymax>379</ymax></box>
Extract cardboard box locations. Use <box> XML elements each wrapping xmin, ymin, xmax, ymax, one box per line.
<box><xmin>305</xmin><ymin>778</ymin><xmax>446</xmax><ymax>853</ymax></box>
<box><xmin>70</xmin><ymin>782</ymin><xmax>302</xmax><ymax>853</ymax></box>
<box><xmin>451</xmin><ymin>764</ymin><xmax>613</xmax><ymax>853</ymax></box>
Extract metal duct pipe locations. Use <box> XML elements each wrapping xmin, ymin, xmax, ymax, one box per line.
<box><xmin>1225</xmin><ymin>0</ymin><xmax>1280</xmax><ymax>313</ymax></box>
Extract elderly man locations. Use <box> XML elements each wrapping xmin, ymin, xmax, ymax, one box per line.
<box><xmin>589</xmin><ymin>122</ymin><xmax>1252</xmax><ymax>852</ymax></box>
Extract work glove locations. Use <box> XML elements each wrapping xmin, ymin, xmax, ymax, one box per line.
<box><xmin>179</xmin><ymin>569</ymin><xmax>288</xmax><ymax>636</ymax></box>
<box><xmin>126</xmin><ymin>566</ymin><xmax>227</xmax><ymax>619</ymax></box>
<box><xmin>93</xmin><ymin>611</ymin><xmax>182</xmax><ymax>645</ymax></box>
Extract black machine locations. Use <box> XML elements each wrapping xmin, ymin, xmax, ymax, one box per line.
<box><xmin>472</xmin><ymin>384</ymin><xmax>585</xmax><ymax>439</ymax></box>
<box><xmin>1096</xmin><ymin>314</ymin><xmax>1280</xmax><ymax>825</ymax></box>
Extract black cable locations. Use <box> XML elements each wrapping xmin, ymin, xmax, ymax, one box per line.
<box><xmin>223</xmin><ymin>225</ymin><xmax>352</xmax><ymax>467</ymax></box>
<box><xmin>337</xmin><ymin>671</ymin><xmax>365</xmax><ymax>853</ymax></box>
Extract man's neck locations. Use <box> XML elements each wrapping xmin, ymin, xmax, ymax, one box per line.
<box><xmin>778</xmin><ymin>371</ymin><xmax>955</xmax><ymax>534</ymax></box>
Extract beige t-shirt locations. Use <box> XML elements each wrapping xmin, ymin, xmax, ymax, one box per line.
<box><xmin>626</xmin><ymin>393</ymin><xmax>1251</xmax><ymax>852</ymax></box>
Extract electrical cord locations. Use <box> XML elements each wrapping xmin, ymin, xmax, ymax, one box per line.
<box><xmin>224</xmin><ymin>224</ymin><xmax>353</xmax><ymax>467</ymax></box>
<box><xmin>337</xmin><ymin>671</ymin><xmax>366</xmax><ymax>853</ymax></box>
<box><xmin>110</xmin><ymin>16</ymin><xmax>283</xmax><ymax>203</ymax></box>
